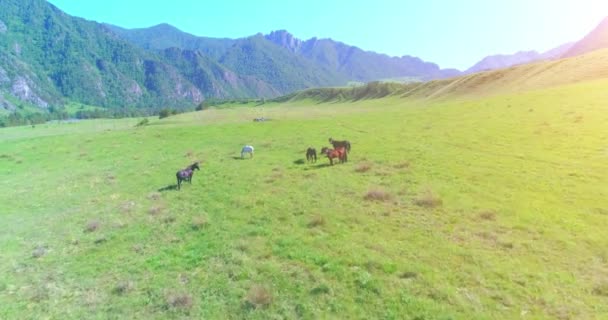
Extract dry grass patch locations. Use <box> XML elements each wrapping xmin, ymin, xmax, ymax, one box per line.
<box><xmin>166</xmin><ymin>292</ymin><xmax>193</xmax><ymax>310</ymax></box>
<box><xmin>593</xmin><ymin>282</ymin><xmax>608</xmax><ymax>297</ymax></box>
<box><xmin>355</xmin><ymin>162</ymin><xmax>372</xmax><ymax>173</ymax></box>
<box><xmin>113</xmin><ymin>281</ymin><xmax>134</xmax><ymax>295</ymax></box>
<box><xmin>478</xmin><ymin>210</ymin><xmax>497</xmax><ymax>221</ymax></box>
<box><xmin>163</xmin><ymin>216</ymin><xmax>176</xmax><ymax>224</ymax></box>
<box><xmin>307</xmin><ymin>215</ymin><xmax>326</xmax><ymax>228</ymax></box>
<box><xmin>149</xmin><ymin>205</ymin><xmax>165</xmax><ymax>215</ymax></box>
<box><xmin>191</xmin><ymin>216</ymin><xmax>208</xmax><ymax>230</ymax></box>
<box><xmin>147</xmin><ymin>192</ymin><xmax>161</xmax><ymax>201</ymax></box>
<box><xmin>364</xmin><ymin>189</ymin><xmax>393</xmax><ymax>202</ymax></box>
<box><xmin>32</xmin><ymin>246</ymin><xmax>47</xmax><ymax>258</ymax></box>
<box><xmin>119</xmin><ymin>201</ymin><xmax>136</xmax><ymax>213</ymax></box>
<box><xmin>394</xmin><ymin>161</ymin><xmax>411</xmax><ymax>169</ymax></box>
<box><xmin>413</xmin><ymin>190</ymin><xmax>442</xmax><ymax>208</ymax></box>
<box><xmin>245</xmin><ymin>285</ymin><xmax>272</xmax><ymax>308</ymax></box>
<box><xmin>85</xmin><ymin>220</ymin><xmax>100</xmax><ymax>233</ymax></box>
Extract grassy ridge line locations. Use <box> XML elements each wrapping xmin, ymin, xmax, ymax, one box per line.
<box><xmin>281</xmin><ymin>48</ymin><xmax>608</xmax><ymax>103</ymax></box>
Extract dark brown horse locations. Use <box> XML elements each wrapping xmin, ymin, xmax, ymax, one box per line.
<box><xmin>329</xmin><ymin>138</ymin><xmax>351</xmax><ymax>155</ymax></box>
<box><xmin>176</xmin><ymin>162</ymin><xmax>200</xmax><ymax>190</ymax></box>
<box><xmin>321</xmin><ymin>147</ymin><xmax>347</xmax><ymax>165</ymax></box>
<box><xmin>306</xmin><ymin>147</ymin><xmax>317</xmax><ymax>163</ymax></box>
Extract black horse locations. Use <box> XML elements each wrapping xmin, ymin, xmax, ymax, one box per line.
<box><xmin>176</xmin><ymin>162</ymin><xmax>200</xmax><ymax>190</ymax></box>
<box><xmin>306</xmin><ymin>147</ymin><xmax>317</xmax><ymax>163</ymax></box>
<box><xmin>329</xmin><ymin>138</ymin><xmax>351</xmax><ymax>153</ymax></box>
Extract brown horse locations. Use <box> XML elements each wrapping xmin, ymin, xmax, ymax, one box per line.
<box><xmin>321</xmin><ymin>147</ymin><xmax>347</xmax><ymax>165</ymax></box>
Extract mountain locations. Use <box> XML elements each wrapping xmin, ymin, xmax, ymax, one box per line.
<box><xmin>106</xmin><ymin>23</ymin><xmax>236</xmax><ymax>61</ymax></box>
<box><xmin>466</xmin><ymin>43</ymin><xmax>573</xmax><ymax>74</ymax></box>
<box><xmin>266</xmin><ymin>30</ymin><xmax>461</xmax><ymax>81</ymax></box>
<box><xmin>113</xmin><ymin>26</ymin><xmax>461</xmax><ymax>85</ymax></box>
<box><xmin>218</xmin><ymin>34</ymin><xmax>347</xmax><ymax>93</ymax></box>
<box><xmin>0</xmin><ymin>0</ymin><xmax>204</xmax><ymax>110</ymax></box>
<box><xmin>563</xmin><ymin>17</ymin><xmax>608</xmax><ymax>58</ymax></box>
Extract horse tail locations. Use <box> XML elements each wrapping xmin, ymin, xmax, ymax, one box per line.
<box><xmin>347</xmin><ymin>142</ymin><xmax>351</xmax><ymax>152</ymax></box>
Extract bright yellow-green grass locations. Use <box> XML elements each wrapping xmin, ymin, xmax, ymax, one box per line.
<box><xmin>1</xmin><ymin>79</ymin><xmax>607</xmax><ymax>319</ymax></box>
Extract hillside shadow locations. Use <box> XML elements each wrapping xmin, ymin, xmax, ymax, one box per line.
<box><xmin>158</xmin><ymin>184</ymin><xmax>178</xmax><ymax>192</ymax></box>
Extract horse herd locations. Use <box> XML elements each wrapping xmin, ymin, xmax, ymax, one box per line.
<box><xmin>175</xmin><ymin>137</ymin><xmax>351</xmax><ymax>190</ymax></box>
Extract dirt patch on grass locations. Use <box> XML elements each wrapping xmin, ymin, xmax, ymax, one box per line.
<box><xmin>413</xmin><ymin>190</ymin><xmax>442</xmax><ymax>208</ymax></box>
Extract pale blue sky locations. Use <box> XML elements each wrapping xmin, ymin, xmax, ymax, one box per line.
<box><xmin>47</xmin><ymin>0</ymin><xmax>608</xmax><ymax>70</ymax></box>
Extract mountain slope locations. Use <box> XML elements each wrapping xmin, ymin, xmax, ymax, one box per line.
<box><xmin>563</xmin><ymin>17</ymin><xmax>608</xmax><ymax>58</ymax></box>
<box><xmin>0</xmin><ymin>0</ymin><xmax>203</xmax><ymax>109</ymax></box>
<box><xmin>285</xmin><ymin>48</ymin><xmax>608</xmax><ymax>102</ymax></box>
<box><xmin>465</xmin><ymin>43</ymin><xmax>573</xmax><ymax>74</ymax></box>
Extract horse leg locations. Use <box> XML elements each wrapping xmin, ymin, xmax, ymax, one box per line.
<box><xmin>241</xmin><ymin>152</ymin><xmax>244</xmax><ymax>159</ymax></box>
<box><xmin>177</xmin><ymin>178</ymin><xmax>181</xmax><ymax>190</ymax></box>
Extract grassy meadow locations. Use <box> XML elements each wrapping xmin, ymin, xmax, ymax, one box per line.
<box><xmin>0</xmin><ymin>79</ymin><xmax>607</xmax><ymax>319</ymax></box>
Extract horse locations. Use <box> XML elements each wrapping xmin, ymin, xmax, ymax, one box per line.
<box><xmin>176</xmin><ymin>162</ymin><xmax>200</xmax><ymax>190</ymax></box>
<box><xmin>329</xmin><ymin>138</ymin><xmax>351</xmax><ymax>154</ymax></box>
<box><xmin>241</xmin><ymin>145</ymin><xmax>254</xmax><ymax>159</ymax></box>
<box><xmin>306</xmin><ymin>147</ymin><xmax>317</xmax><ymax>163</ymax></box>
<box><xmin>321</xmin><ymin>147</ymin><xmax>347</xmax><ymax>165</ymax></box>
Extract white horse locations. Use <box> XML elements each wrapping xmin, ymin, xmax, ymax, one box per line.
<box><xmin>241</xmin><ymin>145</ymin><xmax>254</xmax><ymax>159</ymax></box>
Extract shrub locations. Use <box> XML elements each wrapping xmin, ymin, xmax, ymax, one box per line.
<box><xmin>158</xmin><ymin>109</ymin><xmax>171</xmax><ymax>119</ymax></box>
<box><xmin>135</xmin><ymin>118</ymin><xmax>149</xmax><ymax>127</ymax></box>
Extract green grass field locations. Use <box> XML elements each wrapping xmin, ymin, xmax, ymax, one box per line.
<box><xmin>1</xmin><ymin>79</ymin><xmax>607</xmax><ymax>319</ymax></box>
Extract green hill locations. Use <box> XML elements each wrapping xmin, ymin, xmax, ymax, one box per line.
<box><xmin>0</xmin><ymin>0</ymin><xmax>204</xmax><ymax>109</ymax></box>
